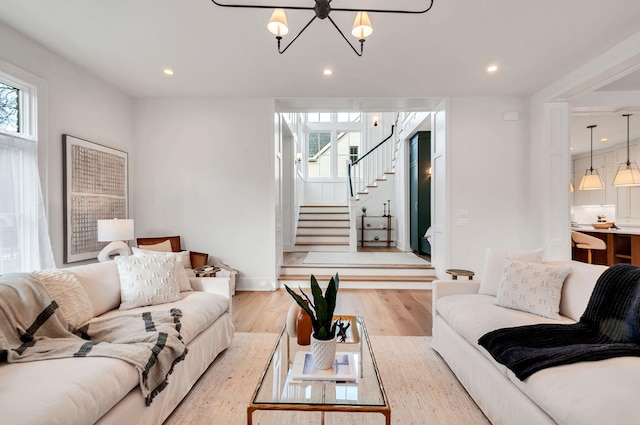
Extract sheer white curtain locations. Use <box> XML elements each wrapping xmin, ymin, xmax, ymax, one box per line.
<box><xmin>0</xmin><ymin>133</ymin><xmax>54</xmax><ymax>273</ymax></box>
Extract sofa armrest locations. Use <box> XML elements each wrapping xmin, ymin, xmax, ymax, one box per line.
<box><xmin>432</xmin><ymin>279</ymin><xmax>481</xmax><ymax>317</ymax></box>
<box><xmin>189</xmin><ymin>276</ymin><xmax>233</xmax><ymax>314</ymax></box>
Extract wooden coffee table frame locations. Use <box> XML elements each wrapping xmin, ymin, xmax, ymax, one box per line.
<box><xmin>247</xmin><ymin>317</ymin><xmax>390</xmax><ymax>425</ymax></box>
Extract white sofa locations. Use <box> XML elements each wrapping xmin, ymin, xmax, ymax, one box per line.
<box><xmin>432</xmin><ymin>259</ymin><xmax>640</xmax><ymax>425</ymax></box>
<box><xmin>0</xmin><ymin>260</ymin><xmax>234</xmax><ymax>425</ymax></box>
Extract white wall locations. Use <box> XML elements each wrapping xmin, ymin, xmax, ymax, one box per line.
<box><xmin>133</xmin><ymin>98</ymin><xmax>276</xmax><ymax>290</ymax></box>
<box><xmin>0</xmin><ymin>21</ymin><xmax>134</xmax><ymax>268</ymax></box>
<box><xmin>446</xmin><ymin>97</ymin><xmax>531</xmax><ymax>275</ymax></box>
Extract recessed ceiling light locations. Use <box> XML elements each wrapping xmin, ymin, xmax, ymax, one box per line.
<box><xmin>163</xmin><ymin>68</ymin><xmax>175</xmax><ymax>76</ymax></box>
<box><xmin>486</xmin><ymin>64</ymin><xmax>498</xmax><ymax>73</ymax></box>
<box><xmin>600</xmin><ymin>137</ymin><xmax>608</xmax><ymax>143</ymax></box>
<box><xmin>323</xmin><ymin>68</ymin><xmax>333</xmax><ymax>76</ymax></box>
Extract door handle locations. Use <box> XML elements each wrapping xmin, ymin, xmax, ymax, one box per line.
<box><xmin>415</xmin><ymin>202</ymin><xmax>418</xmax><ymax>211</ymax></box>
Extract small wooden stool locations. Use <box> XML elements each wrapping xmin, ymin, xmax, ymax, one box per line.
<box><xmin>445</xmin><ymin>269</ymin><xmax>475</xmax><ymax>280</ymax></box>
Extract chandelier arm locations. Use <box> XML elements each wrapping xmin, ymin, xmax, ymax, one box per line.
<box><xmin>211</xmin><ymin>0</ymin><xmax>313</xmax><ymax>11</ymax></box>
<box><xmin>331</xmin><ymin>0</ymin><xmax>434</xmax><ymax>14</ymax></box>
<box><xmin>211</xmin><ymin>0</ymin><xmax>434</xmax><ymax>14</ymax></box>
<box><xmin>278</xmin><ymin>15</ymin><xmax>317</xmax><ymax>54</ymax></box>
<box><xmin>327</xmin><ymin>16</ymin><xmax>363</xmax><ymax>57</ymax></box>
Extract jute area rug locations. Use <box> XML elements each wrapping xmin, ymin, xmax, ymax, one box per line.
<box><xmin>164</xmin><ymin>333</ymin><xmax>489</xmax><ymax>425</ymax></box>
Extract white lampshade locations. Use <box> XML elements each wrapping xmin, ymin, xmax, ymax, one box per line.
<box><xmin>579</xmin><ymin>171</ymin><xmax>604</xmax><ymax>190</ymax></box>
<box><xmin>97</xmin><ymin>218</ymin><xmax>134</xmax><ymax>242</ymax></box>
<box><xmin>613</xmin><ymin>163</ymin><xmax>640</xmax><ymax>186</ymax></box>
<box><xmin>268</xmin><ymin>9</ymin><xmax>288</xmax><ymax>36</ymax></box>
<box><xmin>352</xmin><ymin>12</ymin><xmax>373</xmax><ymax>39</ymax></box>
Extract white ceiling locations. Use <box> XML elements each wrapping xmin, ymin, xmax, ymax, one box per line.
<box><xmin>1</xmin><ymin>0</ymin><xmax>639</xmax><ymax>100</ymax></box>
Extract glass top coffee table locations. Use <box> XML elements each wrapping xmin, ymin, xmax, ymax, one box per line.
<box><xmin>247</xmin><ymin>315</ymin><xmax>390</xmax><ymax>424</ymax></box>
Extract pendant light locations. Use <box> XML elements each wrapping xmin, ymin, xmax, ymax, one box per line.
<box><xmin>613</xmin><ymin>114</ymin><xmax>640</xmax><ymax>186</ymax></box>
<box><xmin>579</xmin><ymin>125</ymin><xmax>604</xmax><ymax>190</ymax></box>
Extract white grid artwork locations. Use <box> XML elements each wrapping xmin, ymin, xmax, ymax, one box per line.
<box><xmin>64</xmin><ymin>135</ymin><xmax>128</xmax><ymax>263</ymax></box>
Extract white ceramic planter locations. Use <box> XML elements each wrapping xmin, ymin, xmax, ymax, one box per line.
<box><xmin>311</xmin><ymin>335</ymin><xmax>337</xmax><ymax>369</ymax></box>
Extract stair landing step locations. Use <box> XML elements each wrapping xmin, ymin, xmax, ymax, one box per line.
<box><xmin>283</xmin><ymin>263</ymin><xmax>433</xmax><ymax>270</ymax></box>
<box><xmin>278</xmin><ymin>274</ymin><xmax>436</xmax><ymax>282</ymax></box>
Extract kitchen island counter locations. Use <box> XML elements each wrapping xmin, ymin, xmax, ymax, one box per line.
<box><xmin>571</xmin><ymin>226</ymin><xmax>640</xmax><ymax>266</ymax></box>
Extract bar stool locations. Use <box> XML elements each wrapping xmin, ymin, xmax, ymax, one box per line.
<box><xmin>571</xmin><ymin>231</ymin><xmax>606</xmax><ymax>264</ymax></box>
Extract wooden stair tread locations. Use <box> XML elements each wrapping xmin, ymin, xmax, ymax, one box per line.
<box><xmin>294</xmin><ymin>242</ymin><xmax>350</xmax><ymax>246</ymax></box>
<box><xmin>300</xmin><ymin>205</ymin><xmax>348</xmax><ymax>208</ymax></box>
<box><xmin>278</xmin><ymin>274</ymin><xmax>436</xmax><ymax>282</ymax></box>
<box><xmin>298</xmin><ymin>218</ymin><xmax>349</xmax><ymax>222</ymax></box>
<box><xmin>296</xmin><ymin>233</ymin><xmax>349</xmax><ymax>237</ymax></box>
<box><xmin>297</xmin><ymin>226</ymin><xmax>350</xmax><ymax>229</ymax></box>
<box><xmin>299</xmin><ymin>211</ymin><xmax>349</xmax><ymax>215</ymax></box>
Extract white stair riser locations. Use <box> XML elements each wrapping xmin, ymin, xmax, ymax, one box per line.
<box><xmin>278</xmin><ymin>280</ymin><xmax>433</xmax><ymax>290</ymax></box>
<box><xmin>299</xmin><ymin>213</ymin><xmax>349</xmax><ymax>220</ymax></box>
<box><xmin>296</xmin><ymin>228</ymin><xmax>349</xmax><ymax>236</ymax></box>
<box><xmin>295</xmin><ymin>245</ymin><xmax>350</xmax><ymax>252</ymax></box>
<box><xmin>280</xmin><ymin>267</ymin><xmax>435</xmax><ymax>277</ymax></box>
<box><xmin>298</xmin><ymin>220</ymin><xmax>349</xmax><ymax>227</ymax></box>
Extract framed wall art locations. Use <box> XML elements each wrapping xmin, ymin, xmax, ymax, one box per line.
<box><xmin>63</xmin><ymin>134</ymin><xmax>128</xmax><ymax>263</ymax></box>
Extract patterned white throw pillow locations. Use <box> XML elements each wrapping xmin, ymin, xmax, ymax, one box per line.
<box><xmin>495</xmin><ymin>260</ymin><xmax>572</xmax><ymax>319</ymax></box>
<box><xmin>131</xmin><ymin>247</ymin><xmax>192</xmax><ymax>291</ymax></box>
<box><xmin>478</xmin><ymin>247</ymin><xmax>544</xmax><ymax>296</ymax></box>
<box><xmin>115</xmin><ymin>255</ymin><xmax>181</xmax><ymax>310</ymax></box>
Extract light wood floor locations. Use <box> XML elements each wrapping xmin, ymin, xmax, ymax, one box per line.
<box><xmin>232</xmin><ymin>288</ymin><xmax>433</xmax><ymax>337</ymax></box>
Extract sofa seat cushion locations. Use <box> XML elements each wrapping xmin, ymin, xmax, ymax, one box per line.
<box><xmin>436</xmin><ymin>294</ymin><xmax>574</xmax><ymax>372</ymax></box>
<box><xmin>507</xmin><ymin>356</ymin><xmax>640</xmax><ymax>425</ymax></box>
<box><xmin>96</xmin><ymin>291</ymin><xmax>229</xmax><ymax>345</ymax></box>
<box><xmin>0</xmin><ymin>356</ymin><xmax>138</xmax><ymax>425</ymax></box>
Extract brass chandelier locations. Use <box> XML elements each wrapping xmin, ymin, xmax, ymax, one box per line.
<box><xmin>211</xmin><ymin>0</ymin><xmax>435</xmax><ymax>56</ymax></box>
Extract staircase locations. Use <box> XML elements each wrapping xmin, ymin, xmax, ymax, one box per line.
<box><xmin>279</xmin><ymin>252</ymin><xmax>437</xmax><ymax>289</ymax></box>
<box><xmin>294</xmin><ymin>205</ymin><xmax>350</xmax><ymax>252</ymax></box>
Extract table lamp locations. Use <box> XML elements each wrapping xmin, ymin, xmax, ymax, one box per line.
<box><xmin>97</xmin><ymin>218</ymin><xmax>134</xmax><ymax>262</ymax></box>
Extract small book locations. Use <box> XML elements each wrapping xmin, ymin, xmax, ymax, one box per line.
<box><xmin>290</xmin><ymin>351</ymin><xmax>357</xmax><ymax>383</ymax></box>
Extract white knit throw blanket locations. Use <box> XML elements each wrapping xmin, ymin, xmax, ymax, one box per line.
<box><xmin>0</xmin><ymin>273</ymin><xmax>187</xmax><ymax>405</ymax></box>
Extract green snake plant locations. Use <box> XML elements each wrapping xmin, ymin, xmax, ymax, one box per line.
<box><xmin>284</xmin><ymin>273</ymin><xmax>340</xmax><ymax>341</ymax></box>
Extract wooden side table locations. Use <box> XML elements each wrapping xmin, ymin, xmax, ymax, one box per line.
<box><xmin>445</xmin><ymin>269</ymin><xmax>475</xmax><ymax>280</ymax></box>
<box><xmin>194</xmin><ymin>266</ymin><xmax>220</xmax><ymax>277</ymax></box>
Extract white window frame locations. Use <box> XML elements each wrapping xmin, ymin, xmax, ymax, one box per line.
<box><xmin>0</xmin><ymin>69</ymin><xmax>37</xmax><ymax>141</ymax></box>
<box><xmin>304</xmin><ymin>113</ymin><xmax>363</xmax><ymax>181</ymax></box>
<box><xmin>0</xmin><ymin>60</ymin><xmax>52</xmax><ymax>273</ymax></box>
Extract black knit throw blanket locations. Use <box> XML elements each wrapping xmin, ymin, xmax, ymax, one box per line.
<box><xmin>478</xmin><ymin>263</ymin><xmax>640</xmax><ymax>380</ymax></box>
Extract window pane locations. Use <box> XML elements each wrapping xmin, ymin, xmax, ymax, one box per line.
<box><xmin>0</xmin><ymin>81</ymin><xmax>19</xmax><ymax>133</ymax></box>
<box><xmin>308</xmin><ymin>131</ymin><xmax>332</xmax><ymax>178</ymax></box>
<box><xmin>337</xmin><ymin>112</ymin><xmax>361</xmax><ymax>123</ymax></box>
<box><xmin>307</xmin><ymin>113</ymin><xmax>331</xmax><ymax>123</ymax></box>
<box><xmin>337</xmin><ymin>131</ymin><xmax>361</xmax><ymax>178</ymax></box>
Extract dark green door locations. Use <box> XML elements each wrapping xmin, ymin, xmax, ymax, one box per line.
<box><xmin>409</xmin><ymin>131</ymin><xmax>431</xmax><ymax>255</ymax></box>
